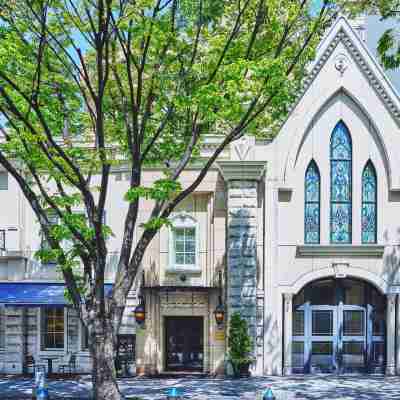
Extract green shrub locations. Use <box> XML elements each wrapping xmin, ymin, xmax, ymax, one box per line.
<box><xmin>228</xmin><ymin>312</ymin><xmax>254</xmax><ymax>376</ymax></box>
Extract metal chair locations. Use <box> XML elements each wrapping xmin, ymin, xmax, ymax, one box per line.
<box><xmin>58</xmin><ymin>353</ymin><xmax>77</xmax><ymax>374</ymax></box>
<box><xmin>25</xmin><ymin>355</ymin><xmax>46</xmax><ymax>374</ymax></box>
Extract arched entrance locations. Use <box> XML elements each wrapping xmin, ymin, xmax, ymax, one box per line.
<box><xmin>292</xmin><ymin>278</ymin><xmax>386</xmax><ymax>373</ymax></box>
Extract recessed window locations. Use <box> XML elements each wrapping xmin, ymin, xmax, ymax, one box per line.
<box><xmin>0</xmin><ymin>308</ymin><xmax>5</xmax><ymax>348</ymax></box>
<box><xmin>0</xmin><ymin>172</ymin><xmax>8</xmax><ymax>190</ymax></box>
<box><xmin>305</xmin><ymin>160</ymin><xmax>320</xmax><ymax>244</ymax></box>
<box><xmin>169</xmin><ymin>214</ymin><xmax>198</xmax><ymax>270</ymax></box>
<box><xmin>39</xmin><ymin>213</ymin><xmax>59</xmax><ymax>265</ymax></box>
<box><xmin>343</xmin><ymin>310</ymin><xmax>364</xmax><ymax>336</ymax></box>
<box><xmin>330</xmin><ymin>121</ymin><xmax>352</xmax><ymax>244</ymax></box>
<box><xmin>361</xmin><ymin>161</ymin><xmax>377</xmax><ymax>244</ymax></box>
<box><xmin>42</xmin><ymin>307</ymin><xmax>64</xmax><ymax>349</ymax></box>
<box><xmin>293</xmin><ymin>311</ymin><xmax>305</xmax><ymax>336</ymax></box>
<box><xmin>81</xmin><ymin>324</ymin><xmax>89</xmax><ymax>350</ymax></box>
<box><xmin>312</xmin><ymin>310</ymin><xmax>333</xmax><ymax>336</ymax></box>
<box><xmin>40</xmin><ymin>213</ymin><xmax>58</xmax><ymax>251</ymax></box>
<box><xmin>173</xmin><ymin>227</ymin><xmax>196</xmax><ymax>266</ymax></box>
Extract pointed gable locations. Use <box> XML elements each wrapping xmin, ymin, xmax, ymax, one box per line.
<box><xmin>275</xmin><ymin>16</ymin><xmax>400</xmax><ymax>192</ymax></box>
<box><xmin>302</xmin><ymin>16</ymin><xmax>400</xmax><ymax>123</ymax></box>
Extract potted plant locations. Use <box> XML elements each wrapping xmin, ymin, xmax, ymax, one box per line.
<box><xmin>227</xmin><ymin>312</ymin><xmax>254</xmax><ymax>378</ymax></box>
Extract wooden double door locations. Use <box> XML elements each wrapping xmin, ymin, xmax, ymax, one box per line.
<box><xmin>165</xmin><ymin>317</ymin><xmax>204</xmax><ymax>372</ymax></box>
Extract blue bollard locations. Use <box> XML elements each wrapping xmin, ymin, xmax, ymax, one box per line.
<box><xmin>35</xmin><ymin>371</ymin><xmax>49</xmax><ymax>400</ymax></box>
<box><xmin>36</xmin><ymin>387</ymin><xmax>49</xmax><ymax>400</ymax></box>
<box><xmin>167</xmin><ymin>387</ymin><xmax>181</xmax><ymax>400</ymax></box>
<box><xmin>263</xmin><ymin>387</ymin><xmax>275</xmax><ymax>400</ymax></box>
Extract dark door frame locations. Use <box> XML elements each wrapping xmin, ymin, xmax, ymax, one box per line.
<box><xmin>164</xmin><ymin>316</ymin><xmax>204</xmax><ymax>372</ymax></box>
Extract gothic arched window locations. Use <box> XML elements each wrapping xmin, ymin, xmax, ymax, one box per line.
<box><xmin>330</xmin><ymin>121</ymin><xmax>352</xmax><ymax>243</ymax></box>
<box><xmin>305</xmin><ymin>160</ymin><xmax>320</xmax><ymax>244</ymax></box>
<box><xmin>362</xmin><ymin>161</ymin><xmax>377</xmax><ymax>243</ymax></box>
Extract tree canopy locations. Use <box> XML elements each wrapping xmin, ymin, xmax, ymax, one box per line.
<box><xmin>0</xmin><ymin>1</ymin><xmax>334</xmax><ymax>398</ymax></box>
<box><xmin>346</xmin><ymin>0</ymin><xmax>400</xmax><ymax>69</ymax></box>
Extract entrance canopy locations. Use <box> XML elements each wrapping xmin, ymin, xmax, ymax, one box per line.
<box><xmin>0</xmin><ymin>282</ymin><xmax>113</xmax><ymax>306</ymax></box>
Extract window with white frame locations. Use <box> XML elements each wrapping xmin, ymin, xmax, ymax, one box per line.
<box><xmin>81</xmin><ymin>323</ymin><xmax>89</xmax><ymax>350</ymax></box>
<box><xmin>0</xmin><ymin>171</ymin><xmax>8</xmax><ymax>190</ymax></box>
<box><xmin>42</xmin><ymin>307</ymin><xmax>64</xmax><ymax>349</ymax></box>
<box><xmin>40</xmin><ymin>210</ymin><xmax>106</xmax><ymax>258</ymax></box>
<box><xmin>40</xmin><ymin>212</ymin><xmax>58</xmax><ymax>252</ymax></box>
<box><xmin>0</xmin><ymin>307</ymin><xmax>5</xmax><ymax>348</ymax></box>
<box><xmin>169</xmin><ymin>214</ymin><xmax>198</xmax><ymax>270</ymax></box>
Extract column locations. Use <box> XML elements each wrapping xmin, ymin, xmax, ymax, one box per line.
<box><xmin>227</xmin><ymin>179</ymin><xmax>258</xmax><ymax>346</ymax></box>
<box><xmin>218</xmin><ymin>161</ymin><xmax>266</xmax><ymax>372</ymax></box>
<box><xmin>397</xmin><ymin>295</ymin><xmax>400</xmax><ymax>375</ymax></box>
<box><xmin>386</xmin><ymin>293</ymin><xmax>396</xmax><ymax>375</ymax></box>
<box><xmin>283</xmin><ymin>293</ymin><xmax>293</xmax><ymax>375</ymax></box>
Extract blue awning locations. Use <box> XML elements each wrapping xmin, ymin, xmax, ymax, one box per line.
<box><xmin>0</xmin><ymin>283</ymin><xmax>113</xmax><ymax>306</ymax></box>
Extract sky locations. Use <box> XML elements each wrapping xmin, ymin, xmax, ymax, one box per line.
<box><xmin>366</xmin><ymin>15</ymin><xmax>400</xmax><ymax>93</ymax></box>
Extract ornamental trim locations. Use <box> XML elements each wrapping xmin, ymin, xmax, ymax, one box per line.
<box><xmin>280</xmin><ymin>27</ymin><xmax>400</xmax><ymax>129</ymax></box>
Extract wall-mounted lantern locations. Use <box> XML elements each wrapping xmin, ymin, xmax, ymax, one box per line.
<box><xmin>214</xmin><ymin>295</ymin><xmax>225</xmax><ymax>327</ymax></box>
<box><xmin>134</xmin><ymin>295</ymin><xmax>146</xmax><ymax>325</ymax></box>
<box><xmin>214</xmin><ymin>270</ymin><xmax>225</xmax><ymax>326</ymax></box>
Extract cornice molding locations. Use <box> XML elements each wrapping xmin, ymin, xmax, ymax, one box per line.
<box><xmin>217</xmin><ymin>161</ymin><xmax>267</xmax><ymax>181</ymax></box>
<box><xmin>296</xmin><ymin>244</ymin><xmax>385</xmax><ymax>258</ymax></box>
<box><xmin>0</xmin><ymin>250</ymin><xmax>27</xmax><ymax>260</ymax></box>
<box><xmin>280</xmin><ymin>26</ymin><xmax>400</xmax><ymax>130</ymax></box>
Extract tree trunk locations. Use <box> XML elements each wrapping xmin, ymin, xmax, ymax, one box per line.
<box><xmin>90</xmin><ymin>318</ymin><xmax>122</xmax><ymax>400</ymax></box>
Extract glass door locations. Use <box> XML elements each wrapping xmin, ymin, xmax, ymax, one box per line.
<box><xmin>340</xmin><ymin>306</ymin><xmax>366</xmax><ymax>372</ymax></box>
<box><xmin>368</xmin><ymin>303</ymin><xmax>386</xmax><ymax>373</ymax></box>
<box><xmin>309</xmin><ymin>306</ymin><xmax>338</xmax><ymax>373</ymax></box>
<box><xmin>292</xmin><ymin>279</ymin><xmax>386</xmax><ymax>374</ymax></box>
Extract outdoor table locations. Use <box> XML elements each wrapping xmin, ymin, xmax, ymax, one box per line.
<box><xmin>40</xmin><ymin>356</ymin><xmax>60</xmax><ymax>375</ymax></box>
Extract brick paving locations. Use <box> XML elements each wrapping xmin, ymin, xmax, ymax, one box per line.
<box><xmin>0</xmin><ymin>374</ymin><xmax>400</xmax><ymax>399</ymax></box>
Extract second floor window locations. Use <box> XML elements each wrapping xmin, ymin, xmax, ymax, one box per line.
<box><xmin>305</xmin><ymin>160</ymin><xmax>320</xmax><ymax>244</ymax></box>
<box><xmin>169</xmin><ymin>214</ymin><xmax>198</xmax><ymax>270</ymax></box>
<box><xmin>0</xmin><ymin>230</ymin><xmax>5</xmax><ymax>251</ymax></box>
<box><xmin>81</xmin><ymin>323</ymin><xmax>89</xmax><ymax>350</ymax></box>
<box><xmin>0</xmin><ymin>171</ymin><xmax>8</xmax><ymax>190</ymax></box>
<box><xmin>42</xmin><ymin>307</ymin><xmax>64</xmax><ymax>349</ymax></box>
<box><xmin>330</xmin><ymin>121</ymin><xmax>352</xmax><ymax>244</ymax></box>
<box><xmin>362</xmin><ymin>161</ymin><xmax>377</xmax><ymax>244</ymax></box>
<box><xmin>0</xmin><ymin>308</ymin><xmax>5</xmax><ymax>348</ymax></box>
<box><xmin>40</xmin><ymin>213</ymin><xmax>59</xmax><ymax>251</ymax></box>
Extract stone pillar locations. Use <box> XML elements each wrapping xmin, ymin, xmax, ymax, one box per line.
<box><xmin>397</xmin><ymin>295</ymin><xmax>400</xmax><ymax>375</ymax></box>
<box><xmin>218</xmin><ymin>161</ymin><xmax>266</xmax><ymax>372</ymax></box>
<box><xmin>283</xmin><ymin>293</ymin><xmax>293</xmax><ymax>375</ymax></box>
<box><xmin>135</xmin><ymin>291</ymin><xmax>157</xmax><ymax>375</ymax></box>
<box><xmin>386</xmin><ymin>293</ymin><xmax>396</xmax><ymax>375</ymax></box>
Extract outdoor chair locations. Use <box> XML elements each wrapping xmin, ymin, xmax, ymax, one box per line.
<box><xmin>25</xmin><ymin>355</ymin><xmax>46</xmax><ymax>374</ymax></box>
<box><xmin>58</xmin><ymin>353</ymin><xmax>77</xmax><ymax>374</ymax></box>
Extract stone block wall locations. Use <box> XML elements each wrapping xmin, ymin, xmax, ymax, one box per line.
<box><xmin>227</xmin><ymin>181</ymin><xmax>258</xmax><ymax>354</ymax></box>
<box><xmin>4</xmin><ymin>307</ymin><xmax>24</xmax><ymax>373</ymax></box>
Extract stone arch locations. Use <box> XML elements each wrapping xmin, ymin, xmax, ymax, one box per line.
<box><xmin>286</xmin><ymin>88</ymin><xmax>392</xmax><ymax>190</ymax></box>
<box><xmin>289</xmin><ymin>266</ymin><xmax>388</xmax><ymax>295</ymax></box>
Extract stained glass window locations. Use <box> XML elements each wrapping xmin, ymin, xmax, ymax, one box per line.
<box><xmin>305</xmin><ymin>160</ymin><xmax>320</xmax><ymax>243</ymax></box>
<box><xmin>330</xmin><ymin>121</ymin><xmax>352</xmax><ymax>243</ymax></box>
<box><xmin>362</xmin><ymin>161</ymin><xmax>377</xmax><ymax>243</ymax></box>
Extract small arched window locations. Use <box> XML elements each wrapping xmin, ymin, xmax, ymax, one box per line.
<box><xmin>362</xmin><ymin>161</ymin><xmax>377</xmax><ymax>244</ymax></box>
<box><xmin>169</xmin><ymin>214</ymin><xmax>198</xmax><ymax>270</ymax></box>
<box><xmin>305</xmin><ymin>160</ymin><xmax>321</xmax><ymax>244</ymax></box>
<box><xmin>330</xmin><ymin>121</ymin><xmax>352</xmax><ymax>243</ymax></box>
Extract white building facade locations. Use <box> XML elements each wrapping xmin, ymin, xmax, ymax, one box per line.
<box><xmin>0</xmin><ymin>16</ymin><xmax>400</xmax><ymax>376</ymax></box>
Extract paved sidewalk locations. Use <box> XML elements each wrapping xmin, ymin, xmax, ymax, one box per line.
<box><xmin>1</xmin><ymin>374</ymin><xmax>400</xmax><ymax>399</ymax></box>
